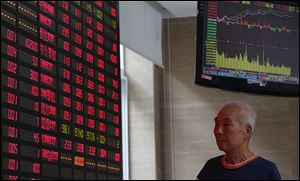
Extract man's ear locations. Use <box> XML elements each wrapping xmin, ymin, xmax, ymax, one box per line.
<box><xmin>244</xmin><ymin>124</ymin><xmax>252</xmax><ymax>139</ymax></box>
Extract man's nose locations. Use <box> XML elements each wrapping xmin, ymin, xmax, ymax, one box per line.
<box><xmin>215</xmin><ymin>126</ymin><xmax>224</xmax><ymax>135</ymax></box>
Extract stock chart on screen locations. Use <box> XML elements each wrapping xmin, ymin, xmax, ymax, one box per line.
<box><xmin>1</xmin><ymin>1</ymin><xmax>122</xmax><ymax>180</ymax></box>
<box><xmin>196</xmin><ymin>1</ymin><xmax>299</xmax><ymax>95</ymax></box>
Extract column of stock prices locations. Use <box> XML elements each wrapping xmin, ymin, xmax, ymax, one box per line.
<box><xmin>203</xmin><ymin>1</ymin><xmax>299</xmax><ymax>84</ymax></box>
<box><xmin>1</xmin><ymin>1</ymin><xmax>122</xmax><ymax>180</ymax></box>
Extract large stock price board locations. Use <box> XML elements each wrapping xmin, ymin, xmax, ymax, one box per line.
<box><xmin>1</xmin><ymin>1</ymin><xmax>122</xmax><ymax>180</ymax></box>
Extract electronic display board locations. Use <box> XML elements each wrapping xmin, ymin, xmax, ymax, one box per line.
<box><xmin>1</xmin><ymin>1</ymin><xmax>122</xmax><ymax>179</ymax></box>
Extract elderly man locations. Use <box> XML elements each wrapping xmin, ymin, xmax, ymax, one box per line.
<box><xmin>197</xmin><ymin>101</ymin><xmax>281</xmax><ymax>180</ymax></box>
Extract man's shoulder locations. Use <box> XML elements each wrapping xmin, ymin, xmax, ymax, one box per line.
<box><xmin>253</xmin><ymin>156</ymin><xmax>279</xmax><ymax>169</ymax></box>
<box><xmin>205</xmin><ymin>155</ymin><xmax>224</xmax><ymax>165</ymax></box>
<box><xmin>251</xmin><ymin>156</ymin><xmax>282</xmax><ymax>179</ymax></box>
<box><xmin>197</xmin><ymin>155</ymin><xmax>224</xmax><ymax>179</ymax></box>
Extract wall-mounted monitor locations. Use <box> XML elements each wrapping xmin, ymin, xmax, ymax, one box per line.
<box><xmin>196</xmin><ymin>1</ymin><xmax>299</xmax><ymax>96</ymax></box>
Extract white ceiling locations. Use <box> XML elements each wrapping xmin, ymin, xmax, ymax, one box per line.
<box><xmin>157</xmin><ymin>1</ymin><xmax>197</xmax><ymax>18</ymax></box>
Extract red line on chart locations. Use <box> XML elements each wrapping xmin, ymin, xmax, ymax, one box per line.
<box><xmin>217</xmin><ymin>39</ymin><xmax>299</xmax><ymax>51</ymax></box>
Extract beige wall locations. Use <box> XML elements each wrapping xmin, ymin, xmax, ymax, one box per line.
<box><xmin>160</xmin><ymin>17</ymin><xmax>299</xmax><ymax>180</ymax></box>
<box><xmin>125</xmin><ymin>48</ymin><xmax>157</xmax><ymax>179</ymax></box>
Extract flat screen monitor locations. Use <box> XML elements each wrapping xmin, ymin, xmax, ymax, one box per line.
<box><xmin>196</xmin><ymin>1</ymin><xmax>299</xmax><ymax>96</ymax></box>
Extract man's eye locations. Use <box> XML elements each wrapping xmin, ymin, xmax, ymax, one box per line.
<box><xmin>224</xmin><ymin>124</ymin><xmax>230</xmax><ymax>126</ymax></box>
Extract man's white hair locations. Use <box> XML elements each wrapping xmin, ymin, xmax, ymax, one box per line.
<box><xmin>221</xmin><ymin>100</ymin><xmax>257</xmax><ymax>132</ymax></box>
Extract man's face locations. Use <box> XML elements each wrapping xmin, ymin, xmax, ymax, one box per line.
<box><xmin>214</xmin><ymin>106</ymin><xmax>249</xmax><ymax>153</ymax></box>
